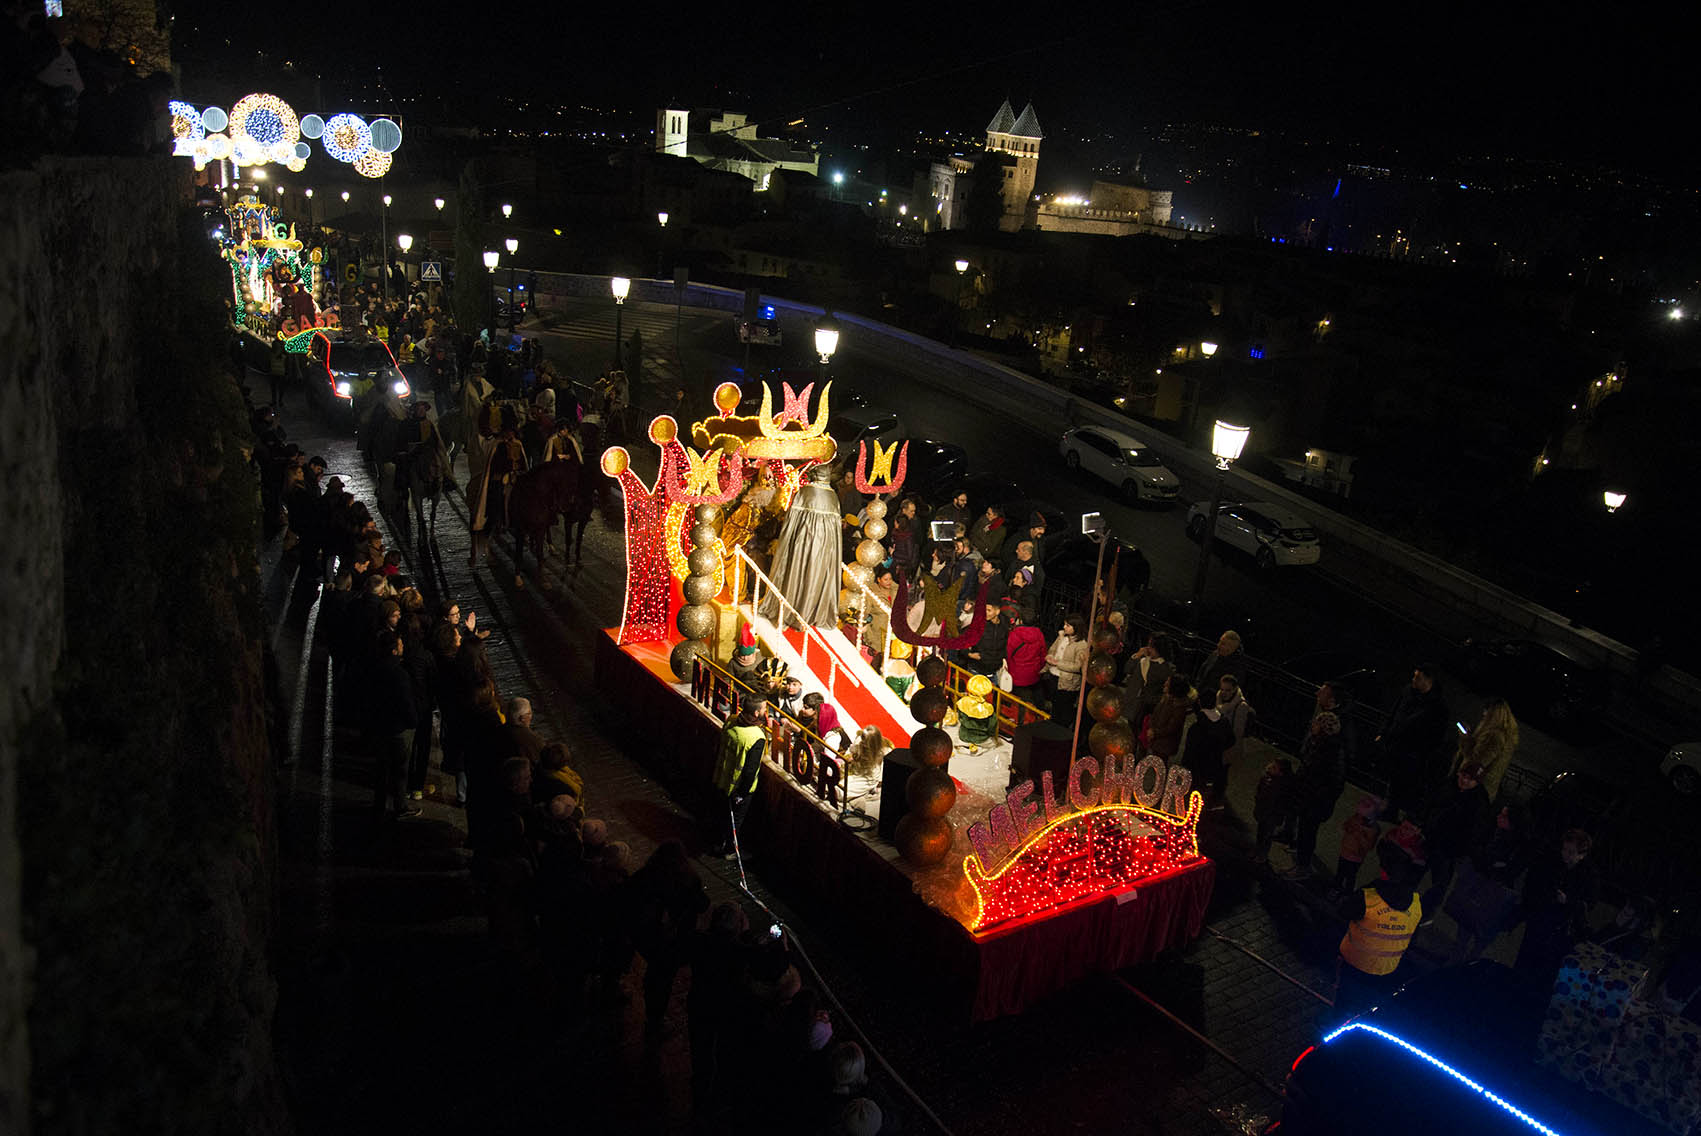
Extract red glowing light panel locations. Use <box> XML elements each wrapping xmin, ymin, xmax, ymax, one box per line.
<box><xmin>964</xmin><ymin>797</ymin><xmax>1204</xmax><ymax>932</ymax></box>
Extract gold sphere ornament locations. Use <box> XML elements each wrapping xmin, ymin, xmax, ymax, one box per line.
<box><xmin>677</xmin><ymin>603</ymin><xmax>717</xmax><ymax>641</ymax></box>
<box><xmin>1091</xmin><ymin>624</ymin><xmax>1123</xmax><ymax>656</ymax></box>
<box><xmin>865</xmin><ymin>498</ymin><xmax>888</xmax><ymax>520</ymax></box>
<box><xmin>713</xmin><ymin>382</ymin><xmax>741</xmax><ymax>414</ymax></box>
<box><xmin>1085</xmin><ymin>654</ymin><xmax>1119</xmax><ymax>688</ymax></box>
<box><xmin>601</xmin><ymin>447</ymin><xmax>630</xmax><ymax>477</ymax></box>
<box><xmin>694</xmin><ymin>503</ymin><xmax>720</xmax><ymax>524</ymax></box>
<box><xmin>691</xmin><ymin>523</ymin><xmax>718</xmax><ymax>548</ymax></box>
<box><xmin>668</xmin><ymin>638</ymin><xmax>710</xmax><ymax>681</ymax></box>
<box><xmin>1085</xmin><ymin>685</ymin><xmax>1123</xmax><ymax>723</ymax></box>
<box><xmin>910</xmin><ymin>725</ymin><xmax>953</xmax><ymax>767</ymax></box>
<box><xmin>915</xmin><ymin>655</ymin><xmax>949</xmax><ymax>689</ymax></box>
<box><xmin>905</xmin><ymin>766</ymin><xmax>957</xmax><ymax>818</ymax></box>
<box><xmin>682</xmin><ymin>574</ymin><xmax>718</xmax><ymax>606</ymax></box>
<box><xmin>843</xmin><ymin>562</ymin><xmax>875</xmax><ymax>590</ymax></box>
<box><xmin>895</xmin><ymin>814</ymin><xmax>954</xmax><ymax>866</ymax></box>
<box><xmin>910</xmin><ymin>686</ymin><xmax>951</xmax><ymax>726</ymax></box>
<box><xmin>650</xmin><ymin>416</ymin><xmax>678</xmax><ymax>445</ymax></box>
<box><xmin>687</xmin><ymin>547</ymin><xmax>720</xmax><ymax>577</ymax></box>
<box><xmin>1088</xmin><ymin>719</ymin><xmax>1136</xmax><ymax>760</ymax></box>
<box><xmin>856</xmin><ymin>539</ymin><xmax>885</xmax><ymax>567</ymax></box>
<box><xmin>862</xmin><ymin>517</ymin><xmax>888</xmax><ymax>541</ymax></box>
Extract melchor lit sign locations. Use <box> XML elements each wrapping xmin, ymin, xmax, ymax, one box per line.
<box><xmin>964</xmin><ymin>754</ymin><xmax>1204</xmax><ymax>931</ymax></box>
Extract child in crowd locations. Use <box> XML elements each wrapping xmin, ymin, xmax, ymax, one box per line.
<box><xmin>1336</xmin><ymin>795</ymin><xmax>1383</xmax><ymax>892</ymax></box>
<box><xmin>1250</xmin><ymin>757</ymin><xmax>1292</xmax><ymax>865</ymax></box>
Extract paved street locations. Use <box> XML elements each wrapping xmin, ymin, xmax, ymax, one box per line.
<box><xmin>258</xmin><ymin>311</ymin><xmax>1604</xmax><ymax>1134</ymax></box>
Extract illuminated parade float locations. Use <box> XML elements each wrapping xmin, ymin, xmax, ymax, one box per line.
<box><xmin>595</xmin><ymin>380</ymin><xmax>1214</xmax><ymax>1020</ymax></box>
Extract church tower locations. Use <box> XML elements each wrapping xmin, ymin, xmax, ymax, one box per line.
<box><xmin>984</xmin><ymin>99</ymin><xmax>1042</xmax><ymax>231</ymax></box>
<box><xmin>656</xmin><ymin>108</ymin><xmax>690</xmax><ymax>157</ymax></box>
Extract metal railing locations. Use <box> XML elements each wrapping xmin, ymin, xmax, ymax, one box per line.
<box><xmin>942</xmin><ymin>659</ymin><xmax>1050</xmax><ymax>739</ymax></box>
<box><xmin>730</xmin><ymin>546</ymin><xmax>863</xmax><ymax>709</ymax></box>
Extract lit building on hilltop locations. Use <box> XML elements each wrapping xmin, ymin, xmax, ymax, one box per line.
<box><xmin>921</xmin><ymin>99</ymin><xmax>1179</xmax><ymax>236</ymax></box>
<box><xmin>655</xmin><ymin>108</ymin><xmax>819</xmax><ymax>190</ymax></box>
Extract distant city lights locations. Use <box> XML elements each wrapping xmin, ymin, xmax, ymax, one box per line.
<box><xmin>1670</xmin><ymin>307</ymin><xmax>1685</xmax><ymax>321</ymax></box>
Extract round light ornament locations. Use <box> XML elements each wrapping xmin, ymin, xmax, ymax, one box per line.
<box><xmin>201</xmin><ymin>106</ymin><xmax>229</xmax><ymax>133</ymax></box>
<box><xmin>299</xmin><ymin>114</ymin><xmax>325</xmax><ymax>140</ymax></box>
<box><xmin>203</xmin><ymin>133</ymin><xmax>232</xmax><ymax>160</ymax></box>
<box><xmin>369</xmin><ymin>118</ymin><xmax>403</xmax><ymax>154</ymax></box>
<box><xmin>354</xmin><ymin>148</ymin><xmax>392</xmax><ymax>179</ymax></box>
<box><xmin>322</xmin><ymin>114</ymin><xmax>372</xmax><ymax>163</ymax></box>
<box><xmin>230</xmin><ymin>93</ymin><xmax>300</xmax><ymax>149</ymax></box>
<box><xmin>168</xmin><ymin>101</ymin><xmax>204</xmax><ymax>141</ymax></box>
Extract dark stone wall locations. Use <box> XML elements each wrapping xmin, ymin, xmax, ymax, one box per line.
<box><xmin>0</xmin><ymin>159</ymin><xmax>287</xmax><ymax>1136</ymax></box>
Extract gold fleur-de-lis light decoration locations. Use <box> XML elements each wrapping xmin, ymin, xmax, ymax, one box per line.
<box><xmin>855</xmin><ymin>438</ymin><xmax>908</xmax><ymax>496</ymax></box>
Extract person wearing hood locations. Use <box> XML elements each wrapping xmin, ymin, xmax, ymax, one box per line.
<box><xmin>1334</xmin><ymin>840</ymin><xmax>1422</xmax><ymax>1022</ymax></box>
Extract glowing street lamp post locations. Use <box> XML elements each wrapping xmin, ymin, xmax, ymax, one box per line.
<box><xmin>1603</xmin><ymin>490</ymin><xmax>1627</xmax><ymax>513</ymax></box>
<box><xmin>380</xmin><ymin>193</ymin><xmax>392</xmax><ymax>300</ymax></box>
<box><xmin>814</xmin><ymin>312</ymin><xmax>840</xmax><ymax>388</ymax></box>
<box><xmin>954</xmin><ymin>258</ymin><xmax>970</xmax><ymax>343</ymax></box>
<box><xmin>504</xmin><ymin>237</ymin><xmax>519</xmax><ymax>329</ymax></box>
<box><xmin>611</xmin><ymin>275</ymin><xmax>630</xmax><ymax>370</ymax></box>
<box><xmin>483</xmin><ymin>249</ymin><xmax>500</xmax><ymax>347</ymax></box>
<box><xmin>1188</xmin><ymin>421</ymin><xmax>1251</xmax><ymax>614</ymax></box>
<box><xmin>396</xmin><ymin>233</ymin><xmax>412</xmax><ymax>288</ymax></box>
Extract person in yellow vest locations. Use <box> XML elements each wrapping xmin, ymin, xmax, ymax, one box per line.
<box><xmin>1334</xmin><ymin>840</ymin><xmax>1421</xmax><ymax>1022</ymax></box>
<box><xmin>709</xmin><ymin>699</ymin><xmax>770</xmax><ymax>859</ymax></box>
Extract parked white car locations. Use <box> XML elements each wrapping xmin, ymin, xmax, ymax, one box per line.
<box><xmin>1662</xmin><ymin>742</ymin><xmax>1700</xmax><ymax>795</ymax></box>
<box><xmin>1185</xmin><ymin>499</ymin><xmax>1322</xmax><ymax>567</ymax></box>
<box><xmin>1057</xmin><ymin>425</ymin><xmax>1181</xmax><ymax>504</ymax></box>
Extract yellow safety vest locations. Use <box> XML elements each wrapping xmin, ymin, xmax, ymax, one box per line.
<box><xmin>713</xmin><ymin>724</ymin><xmax>767</xmax><ymax>796</ymax></box>
<box><xmin>1339</xmin><ymin>887</ymin><xmax>1421</xmax><ymax>976</ymax></box>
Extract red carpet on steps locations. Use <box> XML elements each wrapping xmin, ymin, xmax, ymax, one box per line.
<box><xmin>778</xmin><ymin>625</ymin><xmax>909</xmax><ymax>742</ymax></box>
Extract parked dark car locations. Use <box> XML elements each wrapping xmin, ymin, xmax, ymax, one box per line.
<box><xmin>1270</xmin><ymin>961</ymin><xmax>1673</xmax><ymax>1136</ymax></box>
<box><xmin>1457</xmin><ymin>637</ymin><xmax>1608</xmax><ymax>732</ymax></box>
<box><xmin>1043</xmin><ymin>533</ymin><xmax>1151</xmax><ymax>598</ymax></box>
<box><xmin>900</xmin><ymin>438</ymin><xmax>969</xmax><ymax>501</ymax></box>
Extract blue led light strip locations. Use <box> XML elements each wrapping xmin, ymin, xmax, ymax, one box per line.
<box><xmin>1320</xmin><ymin>1023</ymin><xmax>1565</xmax><ymax>1136</ymax></box>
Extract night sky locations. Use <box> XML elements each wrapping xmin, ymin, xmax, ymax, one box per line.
<box><xmin>173</xmin><ymin>1</ymin><xmax>1693</xmax><ymax>177</ymax></box>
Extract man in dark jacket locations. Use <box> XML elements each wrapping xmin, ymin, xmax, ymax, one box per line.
<box><xmin>500</xmin><ymin>696</ymin><xmax>546</xmax><ymax>766</ymax></box>
<box><xmin>369</xmin><ymin>631</ymin><xmax>421</xmax><ymax>819</ymax></box>
<box><xmin>1123</xmin><ymin>633</ymin><xmax>1177</xmax><ymax>731</ymax></box>
<box><xmin>1378</xmin><ymin>663</ymin><xmax>1451</xmax><ymax>818</ymax></box>
<box><xmin>1516</xmin><ymin>828</ymin><xmax>1599</xmax><ymax>977</ymax></box>
<box><xmin>960</xmin><ymin>601</ymin><xmax>1009</xmax><ymax>676</ymax></box>
<box><xmin>1193</xmin><ymin>629</ymin><xmax>1245</xmax><ymax>694</ymax></box>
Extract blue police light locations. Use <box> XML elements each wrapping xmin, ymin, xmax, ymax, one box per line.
<box><xmin>759</xmin><ymin>304</ymin><xmax>775</xmax><ymax>320</ymax></box>
<box><xmin>1320</xmin><ymin>1024</ymin><xmax>1565</xmax><ymax>1136</ymax></box>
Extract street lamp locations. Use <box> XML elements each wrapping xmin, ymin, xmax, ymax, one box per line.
<box><xmin>383</xmin><ymin>194</ymin><xmax>392</xmax><ymax>207</ymax></box>
<box><xmin>484</xmin><ymin>250</ymin><xmax>500</xmax><ymax>347</ymax></box>
<box><xmin>304</xmin><ymin>188</ymin><xmax>313</xmax><ymax>198</ymax></box>
<box><xmin>502</xmin><ymin>203</ymin><xmax>513</xmax><ymax>219</ymax></box>
<box><xmin>1603</xmin><ymin>490</ymin><xmax>1627</xmax><ymax>513</ymax></box>
<box><xmin>954</xmin><ymin>259</ymin><xmax>969</xmax><ymax>274</ymax></box>
<box><xmin>814</xmin><ymin>311</ymin><xmax>841</xmax><ymax>387</ymax></box>
<box><xmin>1189</xmin><ymin>420</ymin><xmax>1252</xmax><ymax>613</ymax></box>
<box><xmin>341</xmin><ymin>190</ymin><xmax>350</xmax><ymax>203</ymax></box>
<box><xmin>434</xmin><ymin>197</ymin><xmax>445</xmax><ymax>211</ymax></box>
<box><xmin>504</xmin><ymin>238</ymin><xmax>519</xmax><ymax>329</ymax></box>
<box><xmin>657</xmin><ymin>211</ymin><xmax>669</xmax><ymax>227</ymax></box>
<box><xmin>1200</xmin><ymin>340</ymin><xmax>1218</xmax><ymax>357</ymax></box>
<box><xmin>611</xmin><ymin>276</ymin><xmax>630</xmax><ymax>370</ymax></box>
<box><xmin>396</xmin><ymin>233</ymin><xmax>412</xmax><ymax>252</ymax></box>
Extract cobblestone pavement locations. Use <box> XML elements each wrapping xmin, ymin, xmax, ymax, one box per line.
<box><xmin>260</xmin><ymin>362</ymin><xmax>1512</xmax><ymax>1136</ymax></box>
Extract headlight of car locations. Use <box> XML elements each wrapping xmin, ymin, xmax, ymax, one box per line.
<box><xmin>335</xmin><ymin>380</ymin><xmax>352</xmax><ymax>398</ymax></box>
<box><xmin>392</xmin><ymin>379</ymin><xmax>409</xmax><ymax>397</ymax></box>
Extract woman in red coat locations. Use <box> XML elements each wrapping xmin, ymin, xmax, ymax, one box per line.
<box><xmin>1003</xmin><ymin>608</ymin><xmax>1048</xmax><ymax>710</ymax></box>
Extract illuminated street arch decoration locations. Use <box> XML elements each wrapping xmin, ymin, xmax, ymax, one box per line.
<box><xmin>369</xmin><ymin>118</ymin><xmax>403</xmax><ymax>154</ymax></box>
<box><xmin>963</xmin><ymin>755</ymin><xmax>1203</xmax><ymax>931</ymax></box>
